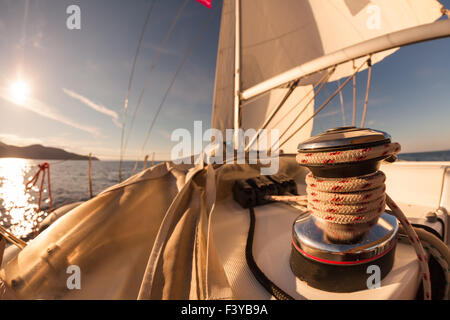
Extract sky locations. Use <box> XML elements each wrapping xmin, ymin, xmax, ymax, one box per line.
<box><xmin>0</xmin><ymin>0</ymin><xmax>449</xmax><ymax>160</ymax></box>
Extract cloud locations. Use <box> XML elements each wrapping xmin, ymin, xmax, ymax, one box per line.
<box><xmin>111</xmin><ymin>117</ymin><xmax>123</xmax><ymax>128</ymax></box>
<box><xmin>0</xmin><ymin>86</ymin><xmax>100</xmax><ymax>135</ymax></box>
<box><xmin>62</xmin><ymin>88</ymin><xmax>122</xmax><ymax>128</ymax></box>
<box><xmin>143</xmin><ymin>42</ymin><xmax>182</xmax><ymax>57</ymax></box>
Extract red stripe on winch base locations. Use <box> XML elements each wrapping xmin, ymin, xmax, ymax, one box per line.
<box><xmin>291</xmin><ymin>238</ymin><xmax>395</xmax><ymax>266</ymax></box>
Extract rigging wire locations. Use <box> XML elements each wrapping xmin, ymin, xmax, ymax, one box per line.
<box><xmin>133</xmin><ymin>7</ymin><xmax>218</xmax><ymax>172</ymax></box>
<box><xmin>270</xmin><ymin>71</ymin><xmax>331</xmax><ymax>131</ymax></box>
<box><xmin>118</xmin><ymin>0</ymin><xmax>157</xmax><ymax>182</ymax></box>
<box><xmin>360</xmin><ymin>58</ymin><xmax>372</xmax><ymax>127</ymax></box>
<box><xmin>274</xmin><ymin>67</ymin><xmax>336</xmax><ymax>150</ymax></box>
<box><xmin>352</xmin><ymin>60</ymin><xmax>357</xmax><ymax>126</ymax></box>
<box><xmin>245</xmin><ymin>71</ymin><xmax>330</xmax><ymax>152</ymax></box>
<box><xmin>123</xmin><ymin>0</ymin><xmax>190</xmax><ymax>156</ymax></box>
<box><xmin>245</xmin><ymin>79</ymin><xmax>300</xmax><ymax>152</ymax></box>
<box><xmin>277</xmin><ymin>58</ymin><xmax>369</xmax><ymax>150</ymax></box>
<box><xmin>337</xmin><ymin>79</ymin><xmax>346</xmax><ymax>126</ymax></box>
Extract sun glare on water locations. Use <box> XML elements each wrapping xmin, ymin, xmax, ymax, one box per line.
<box><xmin>0</xmin><ymin>159</ymin><xmax>48</xmax><ymax>239</ymax></box>
<box><xmin>9</xmin><ymin>80</ymin><xmax>30</xmax><ymax>105</ymax></box>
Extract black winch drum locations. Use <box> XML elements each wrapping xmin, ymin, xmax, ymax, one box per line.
<box><xmin>290</xmin><ymin>126</ymin><xmax>399</xmax><ymax>292</ymax></box>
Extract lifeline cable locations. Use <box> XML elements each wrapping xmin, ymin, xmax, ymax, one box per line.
<box><xmin>118</xmin><ymin>0</ymin><xmax>157</xmax><ymax>182</ymax></box>
<box><xmin>134</xmin><ymin>6</ymin><xmax>218</xmax><ymax>172</ymax></box>
<box><xmin>123</xmin><ymin>0</ymin><xmax>190</xmax><ymax>155</ymax></box>
<box><xmin>275</xmin><ymin>67</ymin><xmax>336</xmax><ymax>150</ymax></box>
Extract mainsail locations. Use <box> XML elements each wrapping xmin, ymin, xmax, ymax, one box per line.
<box><xmin>212</xmin><ymin>0</ymin><xmax>444</xmax><ymax>154</ymax></box>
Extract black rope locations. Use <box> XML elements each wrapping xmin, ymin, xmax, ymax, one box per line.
<box><xmin>246</xmin><ymin>207</ymin><xmax>294</xmax><ymax>300</ymax></box>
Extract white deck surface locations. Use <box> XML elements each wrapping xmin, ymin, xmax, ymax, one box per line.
<box><xmin>212</xmin><ymin>195</ymin><xmax>421</xmax><ymax>300</ymax></box>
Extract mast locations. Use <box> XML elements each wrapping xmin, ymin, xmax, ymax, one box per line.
<box><xmin>233</xmin><ymin>0</ymin><xmax>241</xmax><ymax>148</ymax></box>
<box><xmin>241</xmin><ymin>19</ymin><xmax>450</xmax><ymax>101</ymax></box>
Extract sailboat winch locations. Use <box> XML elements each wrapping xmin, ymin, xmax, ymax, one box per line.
<box><xmin>291</xmin><ymin>126</ymin><xmax>400</xmax><ymax>293</ymax></box>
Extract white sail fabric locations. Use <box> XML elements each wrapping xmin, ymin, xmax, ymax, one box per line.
<box><xmin>240</xmin><ymin>0</ymin><xmax>442</xmax><ymax>88</ymax></box>
<box><xmin>211</xmin><ymin>0</ymin><xmax>236</xmax><ymax>139</ymax></box>
<box><xmin>307</xmin><ymin>0</ymin><xmax>443</xmax><ymax>83</ymax></box>
<box><xmin>212</xmin><ymin>0</ymin><xmax>443</xmax><ymax>150</ymax></box>
<box><xmin>212</xmin><ymin>0</ymin><xmax>315</xmax><ymax>153</ymax></box>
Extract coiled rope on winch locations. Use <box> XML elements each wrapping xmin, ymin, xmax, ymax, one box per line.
<box><xmin>305</xmin><ymin>171</ymin><xmax>386</xmax><ymax>224</ymax></box>
<box><xmin>296</xmin><ymin>141</ymin><xmax>433</xmax><ymax>300</ymax></box>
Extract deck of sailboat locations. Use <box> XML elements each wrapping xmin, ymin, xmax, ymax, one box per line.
<box><xmin>0</xmin><ymin>158</ymin><xmax>448</xmax><ymax>299</ymax></box>
<box><xmin>211</xmin><ymin>160</ymin><xmax>449</xmax><ymax>299</ymax></box>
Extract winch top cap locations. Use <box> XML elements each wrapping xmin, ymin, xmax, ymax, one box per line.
<box><xmin>297</xmin><ymin>126</ymin><xmax>391</xmax><ymax>153</ymax></box>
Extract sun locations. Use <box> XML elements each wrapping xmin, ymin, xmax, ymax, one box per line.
<box><xmin>9</xmin><ymin>80</ymin><xmax>30</xmax><ymax>105</ymax></box>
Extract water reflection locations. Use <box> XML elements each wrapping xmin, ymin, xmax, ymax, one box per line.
<box><xmin>0</xmin><ymin>158</ymin><xmax>49</xmax><ymax>239</ymax></box>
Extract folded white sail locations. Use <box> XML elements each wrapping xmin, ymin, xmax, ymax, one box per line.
<box><xmin>212</xmin><ymin>0</ymin><xmax>315</xmax><ymax>153</ymax></box>
<box><xmin>212</xmin><ymin>0</ymin><xmax>443</xmax><ymax>152</ymax></box>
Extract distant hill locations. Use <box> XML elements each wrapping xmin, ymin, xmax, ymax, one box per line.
<box><xmin>0</xmin><ymin>141</ymin><xmax>99</xmax><ymax>160</ymax></box>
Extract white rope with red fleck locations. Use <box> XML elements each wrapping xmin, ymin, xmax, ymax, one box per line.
<box><xmin>305</xmin><ymin>171</ymin><xmax>385</xmax><ymax>224</ymax></box>
<box><xmin>289</xmin><ymin>141</ymin><xmax>432</xmax><ymax>300</ymax></box>
<box><xmin>296</xmin><ymin>142</ymin><xmax>401</xmax><ymax>165</ymax></box>
<box><xmin>385</xmin><ymin>195</ymin><xmax>432</xmax><ymax>299</ymax></box>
